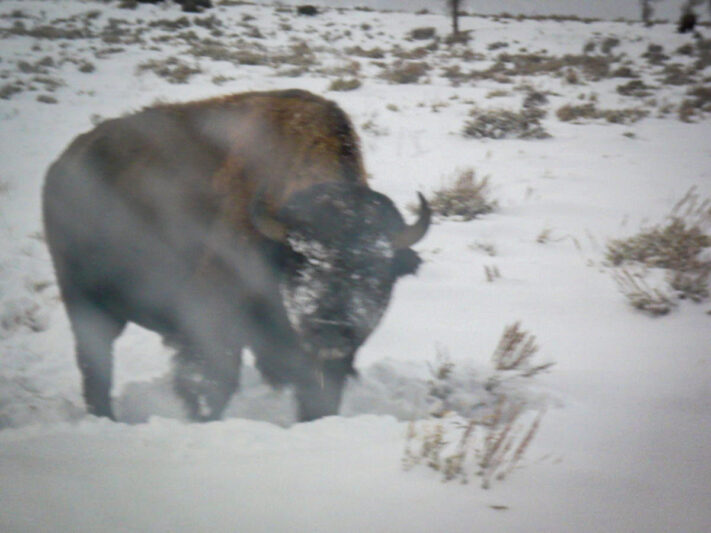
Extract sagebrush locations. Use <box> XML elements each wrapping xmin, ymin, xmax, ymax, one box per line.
<box><xmin>463</xmin><ymin>107</ymin><xmax>550</xmax><ymax>140</ymax></box>
<box><xmin>424</xmin><ymin>168</ymin><xmax>497</xmax><ymax>221</ymax></box>
<box><xmin>403</xmin><ymin>323</ymin><xmax>552</xmax><ymax>489</ymax></box>
<box><xmin>607</xmin><ymin>188</ymin><xmax>711</xmax><ymax>312</ymax></box>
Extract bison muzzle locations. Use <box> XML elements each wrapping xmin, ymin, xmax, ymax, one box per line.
<box><xmin>42</xmin><ymin>89</ymin><xmax>430</xmax><ymax>422</ymax></box>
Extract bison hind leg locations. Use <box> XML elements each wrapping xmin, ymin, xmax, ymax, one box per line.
<box><xmin>173</xmin><ymin>348</ymin><xmax>241</xmax><ymax>421</ymax></box>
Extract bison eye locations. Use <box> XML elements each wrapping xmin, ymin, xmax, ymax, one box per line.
<box><xmin>273</xmin><ymin>243</ymin><xmax>307</xmax><ymax>270</ymax></box>
<box><xmin>392</xmin><ymin>248</ymin><xmax>422</xmax><ymax>277</ymax></box>
<box><xmin>287</xmin><ymin>248</ymin><xmax>308</xmax><ymax>269</ymax></box>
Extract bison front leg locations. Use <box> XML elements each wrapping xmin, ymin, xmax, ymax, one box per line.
<box><xmin>294</xmin><ymin>360</ymin><xmax>351</xmax><ymax>422</ymax></box>
<box><xmin>173</xmin><ymin>348</ymin><xmax>241</xmax><ymax>422</ymax></box>
<box><xmin>251</xmin><ymin>342</ymin><xmax>350</xmax><ymax>422</ymax></box>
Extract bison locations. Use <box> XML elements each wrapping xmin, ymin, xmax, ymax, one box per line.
<box><xmin>296</xmin><ymin>5</ymin><xmax>319</xmax><ymax>16</ymax></box>
<box><xmin>678</xmin><ymin>10</ymin><xmax>697</xmax><ymax>34</ymax></box>
<box><xmin>43</xmin><ymin>89</ymin><xmax>430</xmax><ymax>422</ymax></box>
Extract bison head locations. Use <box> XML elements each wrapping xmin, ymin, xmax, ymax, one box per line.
<box><xmin>252</xmin><ymin>182</ymin><xmax>430</xmax><ymax>362</ymax></box>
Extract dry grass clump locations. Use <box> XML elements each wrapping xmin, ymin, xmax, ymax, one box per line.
<box><xmin>522</xmin><ymin>90</ymin><xmax>549</xmax><ymax>109</ymax></box>
<box><xmin>426</xmin><ymin>169</ymin><xmax>497</xmax><ymax>221</ymax></box>
<box><xmin>409</xmin><ymin>27</ymin><xmax>436</xmax><ymax>40</ymax></box>
<box><xmin>607</xmin><ymin>188</ymin><xmax>711</xmax><ymax>312</ymax></box>
<box><xmin>487</xmin><ymin>41</ymin><xmax>509</xmax><ymax>51</ymax></box>
<box><xmin>496</xmin><ymin>12</ymin><xmax>599</xmax><ymax>23</ymax></box>
<box><xmin>5</xmin><ymin>20</ymin><xmax>91</xmax><ymax>40</ymax></box>
<box><xmin>694</xmin><ymin>38</ymin><xmax>711</xmax><ymax>71</ymax></box>
<box><xmin>381</xmin><ymin>60</ymin><xmax>429</xmax><ymax>84</ymax></box>
<box><xmin>463</xmin><ymin>107</ymin><xmax>550</xmax><ymax>140</ymax></box>
<box><xmin>486</xmin><ymin>53</ymin><xmax>613</xmax><ymax>82</ymax></box>
<box><xmin>0</xmin><ymin>81</ymin><xmax>25</xmax><ymax>100</ymax></box>
<box><xmin>100</xmin><ymin>17</ymin><xmax>146</xmax><ymax>45</ymax></box>
<box><xmin>600</xmin><ymin>37</ymin><xmax>620</xmax><ymax>55</ymax></box>
<box><xmin>678</xmin><ymin>85</ymin><xmax>711</xmax><ymax>122</ymax></box>
<box><xmin>37</xmin><ymin>94</ymin><xmax>58</xmax><ymax>104</ymax></box>
<box><xmin>17</xmin><ymin>56</ymin><xmax>55</xmax><ymax>75</ymax></box>
<box><xmin>607</xmin><ymin>218</ymin><xmax>710</xmax><ymax>271</ymax></box>
<box><xmin>391</xmin><ymin>44</ymin><xmax>434</xmax><ymax>61</ymax></box>
<box><xmin>616</xmin><ymin>79</ymin><xmax>654</xmax><ymax>98</ymax></box>
<box><xmin>610</xmin><ymin>268</ymin><xmax>676</xmax><ymax>316</ymax></box>
<box><xmin>403</xmin><ymin>399</ymin><xmax>545</xmax><ymax>488</ymax></box>
<box><xmin>403</xmin><ymin>323</ymin><xmax>552</xmax><ymax>488</ymax></box>
<box><xmin>271</xmin><ymin>42</ymin><xmax>317</xmax><ymax>69</ymax></box>
<box><xmin>490</xmin><ymin>323</ymin><xmax>553</xmax><ymax>376</ymax></box>
<box><xmin>642</xmin><ymin>43</ymin><xmax>668</xmax><ymax>65</ymax></box>
<box><xmin>135</xmin><ymin>57</ymin><xmax>202</xmax><ymax>84</ymax></box>
<box><xmin>345</xmin><ymin>45</ymin><xmax>385</xmax><ymax>59</ymax></box>
<box><xmin>148</xmin><ymin>16</ymin><xmax>193</xmax><ymax>32</ymax></box>
<box><xmin>556</xmin><ymin>102</ymin><xmax>648</xmax><ymax>124</ymax></box>
<box><xmin>328</xmin><ymin>77</ymin><xmax>361</xmax><ymax>91</ymax></box>
<box><xmin>610</xmin><ymin>65</ymin><xmax>640</xmax><ymax>78</ymax></box>
<box><xmin>660</xmin><ymin>63</ymin><xmax>697</xmax><ymax>86</ymax></box>
<box><xmin>189</xmin><ymin>40</ymin><xmax>268</xmax><ymax>66</ymax></box>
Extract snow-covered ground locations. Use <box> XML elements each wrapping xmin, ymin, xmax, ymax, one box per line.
<box><xmin>1</xmin><ymin>1</ymin><xmax>710</xmax><ymax>531</ymax></box>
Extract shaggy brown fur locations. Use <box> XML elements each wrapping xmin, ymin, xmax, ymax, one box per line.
<box><xmin>165</xmin><ymin>89</ymin><xmax>368</xmax><ymax>239</ymax></box>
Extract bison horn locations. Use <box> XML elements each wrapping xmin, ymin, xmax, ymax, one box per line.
<box><xmin>392</xmin><ymin>192</ymin><xmax>431</xmax><ymax>249</ymax></box>
<box><xmin>250</xmin><ymin>189</ymin><xmax>289</xmax><ymax>243</ymax></box>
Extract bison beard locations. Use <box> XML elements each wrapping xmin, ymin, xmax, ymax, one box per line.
<box><xmin>42</xmin><ymin>89</ymin><xmax>430</xmax><ymax>422</ymax></box>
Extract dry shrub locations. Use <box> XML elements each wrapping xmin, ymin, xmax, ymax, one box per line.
<box><xmin>607</xmin><ymin>188</ymin><xmax>711</xmax><ymax>311</ymax></box>
<box><xmin>6</xmin><ymin>21</ymin><xmax>90</xmax><ymax>40</ymax></box>
<box><xmin>601</xmin><ymin>36</ymin><xmax>620</xmax><ymax>55</ymax></box>
<box><xmin>409</xmin><ymin>27</ymin><xmax>436</xmax><ymax>40</ymax></box>
<box><xmin>556</xmin><ymin>102</ymin><xmax>648</xmax><ymax>124</ymax></box>
<box><xmin>610</xmin><ymin>268</ymin><xmax>675</xmax><ymax>316</ymax></box>
<box><xmin>37</xmin><ymin>94</ymin><xmax>58</xmax><ymax>104</ymax></box>
<box><xmin>643</xmin><ymin>43</ymin><xmax>668</xmax><ymax>65</ymax></box>
<box><xmin>487</xmin><ymin>53</ymin><xmax>613</xmax><ymax>81</ymax></box>
<box><xmin>603</xmin><ymin>108</ymin><xmax>649</xmax><ymax>124</ymax></box>
<box><xmin>148</xmin><ymin>16</ymin><xmax>192</xmax><ymax>32</ymax></box>
<box><xmin>490</xmin><ymin>322</ymin><xmax>553</xmax><ymax>376</ymax></box>
<box><xmin>392</xmin><ymin>45</ymin><xmax>435</xmax><ymax>60</ymax></box>
<box><xmin>403</xmin><ymin>399</ymin><xmax>545</xmax><ymax>488</ymax></box>
<box><xmin>616</xmin><ymin>79</ymin><xmax>654</xmax><ymax>98</ymax></box>
<box><xmin>403</xmin><ymin>323</ymin><xmax>552</xmax><ymax>488</ymax></box>
<box><xmin>694</xmin><ymin>38</ymin><xmax>711</xmax><ymax>70</ymax></box>
<box><xmin>556</xmin><ymin>102</ymin><xmax>598</xmax><ymax>122</ymax></box>
<box><xmin>345</xmin><ymin>45</ymin><xmax>385</xmax><ymax>59</ymax></box>
<box><xmin>189</xmin><ymin>41</ymin><xmax>268</xmax><ymax>66</ymax></box>
<box><xmin>0</xmin><ymin>81</ymin><xmax>25</xmax><ymax>100</ymax></box>
<box><xmin>328</xmin><ymin>77</ymin><xmax>361</xmax><ymax>91</ymax></box>
<box><xmin>661</xmin><ymin>64</ymin><xmax>697</xmax><ymax>86</ymax></box>
<box><xmin>426</xmin><ymin>169</ymin><xmax>497</xmax><ymax>221</ymax></box>
<box><xmin>381</xmin><ymin>60</ymin><xmax>429</xmax><ymax>84</ymax></box>
<box><xmin>607</xmin><ymin>218</ymin><xmax>710</xmax><ymax>271</ymax></box>
<box><xmin>678</xmin><ymin>85</ymin><xmax>711</xmax><ymax>122</ymax></box>
<box><xmin>610</xmin><ymin>65</ymin><xmax>639</xmax><ymax>78</ymax></box>
<box><xmin>463</xmin><ymin>108</ymin><xmax>550</xmax><ymax>140</ymax></box>
<box><xmin>272</xmin><ymin>42</ymin><xmax>317</xmax><ymax>69</ymax></box>
<box><xmin>136</xmin><ymin>57</ymin><xmax>202</xmax><ymax>84</ymax></box>
<box><xmin>484</xmin><ymin>265</ymin><xmax>502</xmax><ymax>282</ymax></box>
<box><xmin>487</xmin><ymin>41</ymin><xmax>509</xmax><ymax>51</ymax></box>
<box><xmin>17</xmin><ymin>57</ymin><xmax>55</xmax><ymax>75</ymax></box>
<box><xmin>522</xmin><ymin>90</ymin><xmax>549</xmax><ymax>109</ymax></box>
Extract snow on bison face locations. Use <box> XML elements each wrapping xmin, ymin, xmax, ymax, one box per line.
<box><xmin>253</xmin><ymin>182</ymin><xmax>429</xmax><ymax>362</ymax></box>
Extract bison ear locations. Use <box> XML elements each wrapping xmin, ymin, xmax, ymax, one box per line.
<box><xmin>392</xmin><ymin>248</ymin><xmax>422</xmax><ymax>277</ymax></box>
